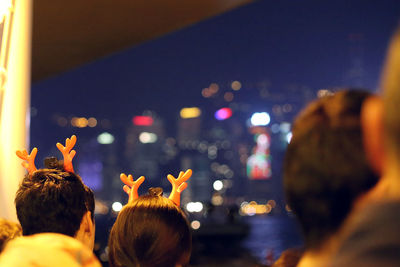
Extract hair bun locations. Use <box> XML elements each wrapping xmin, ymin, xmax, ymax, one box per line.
<box><xmin>44</xmin><ymin>157</ymin><xmax>63</xmax><ymax>170</ymax></box>
<box><xmin>148</xmin><ymin>187</ymin><xmax>163</xmax><ymax>197</ymax></box>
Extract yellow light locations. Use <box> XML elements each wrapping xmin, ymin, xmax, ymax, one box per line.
<box><xmin>180</xmin><ymin>107</ymin><xmax>201</xmax><ymax>119</ymax></box>
<box><xmin>76</xmin><ymin>117</ymin><xmax>88</xmax><ymax>128</ymax></box>
<box><xmin>255</xmin><ymin>205</ymin><xmax>267</xmax><ymax>214</ymax></box>
<box><xmin>0</xmin><ymin>0</ymin><xmax>12</xmax><ymax>23</ymax></box>
<box><xmin>231</xmin><ymin>81</ymin><xmax>242</xmax><ymax>91</ymax></box>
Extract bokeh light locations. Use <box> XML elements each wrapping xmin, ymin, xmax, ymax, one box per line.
<box><xmin>215</xmin><ymin>107</ymin><xmax>232</xmax><ymax>120</ymax></box>
<box><xmin>250</xmin><ymin>112</ymin><xmax>270</xmax><ymax>126</ymax></box>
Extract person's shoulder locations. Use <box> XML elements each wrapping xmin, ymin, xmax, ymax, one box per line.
<box><xmin>332</xmin><ymin>200</ymin><xmax>400</xmax><ymax>267</ymax></box>
<box><xmin>0</xmin><ymin>233</ymin><xmax>101</xmax><ymax>267</ymax></box>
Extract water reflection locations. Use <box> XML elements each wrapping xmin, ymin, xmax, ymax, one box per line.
<box><xmin>242</xmin><ymin>216</ymin><xmax>303</xmax><ymax>265</ymax></box>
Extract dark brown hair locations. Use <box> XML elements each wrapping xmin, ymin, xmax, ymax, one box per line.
<box><xmin>14</xmin><ymin>157</ymin><xmax>94</xmax><ymax>237</ymax></box>
<box><xmin>284</xmin><ymin>90</ymin><xmax>378</xmax><ymax>249</ymax></box>
<box><xmin>108</xmin><ymin>188</ymin><xmax>192</xmax><ymax>267</ymax></box>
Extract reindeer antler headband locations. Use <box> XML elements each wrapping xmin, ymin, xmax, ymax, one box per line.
<box><xmin>16</xmin><ymin>147</ymin><xmax>38</xmax><ymax>175</ymax></box>
<box><xmin>56</xmin><ymin>135</ymin><xmax>77</xmax><ymax>173</ymax></box>
<box><xmin>16</xmin><ymin>135</ymin><xmax>77</xmax><ymax>175</ymax></box>
<box><xmin>120</xmin><ymin>169</ymin><xmax>192</xmax><ymax>206</ymax></box>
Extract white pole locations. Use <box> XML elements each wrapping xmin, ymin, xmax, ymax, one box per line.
<box><xmin>0</xmin><ymin>0</ymin><xmax>32</xmax><ymax>221</ymax></box>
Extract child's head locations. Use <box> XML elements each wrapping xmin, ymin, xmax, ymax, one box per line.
<box><xmin>108</xmin><ymin>187</ymin><xmax>192</xmax><ymax>267</ymax></box>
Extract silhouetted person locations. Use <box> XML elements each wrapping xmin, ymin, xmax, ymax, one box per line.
<box><xmin>332</xmin><ymin>26</ymin><xmax>400</xmax><ymax>267</ymax></box>
<box><xmin>15</xmin><ymin>157</ymin><xmax>95</xmax><ymax>250</ymax></box>
<box><xmin>283</xmin><ymin>90</ymin><xmax>378</xmax><ymax>267</ymax></box>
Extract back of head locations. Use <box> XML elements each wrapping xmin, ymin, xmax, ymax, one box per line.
<box><xmin>283</xmin><ymin>90</ymin><xmax>378</xmax><ymax>249</ymax></box>
<box><xmin>108</xmin><ymin>188</ymin><xmax>192</xmax><ymax>267</ymax></box>
<box><xmin>0</xmin><ymin>219</ymin><xmax>22</xmax><ymax>253</ymax></box>
<box><xmin>15</xmin><ymin>157</ymin><xmax>94</xmax><ymax>237</ymax></box>
<box><xmin>382</xmin><ymin>27</ymin><xmax>400</xmax><ymax>157</ymax></box>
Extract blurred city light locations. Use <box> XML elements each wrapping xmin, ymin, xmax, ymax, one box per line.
<box><xmin>271</xmin><ymin>123</ymin><xmax>280</xmax><ymax>133</ymax></box>
<box><xmin>57</xmin><ymin>117</ymin><xmax>68</xmax><ymax>127</ymax></box>
<box><xmin>250</xmin><ymin>112</ymin><xmax>270</xmax><ymax>126</ymax></box>
<box><xmin>186</xmin><ymin>202</ymin><xmax>203</xmax><ymax>212</ymax></box>
<box><xmin>201</xmin><ymin>88</ymin><xmax>212</xmax><ymax>98</ymax></box>
<box><xmin>71</xmin><ymin>117</ymin><xmax>78</xmax><ymax>127</ymax></box>
<box><xmin>214</xmin><ymin>107</ymin><xmax>232</xmax><ymax>120</ymax></box>
<box><xmin>180</xmin><ymin>107</ymin><xmax>201</xmax><ymax>119</ymax></box>
<box><xmin>231</xmin><ymin>80</ymin><xmax>242</xmax><ymax>91</ymax></box>
<box><xmin>285</xmin><ymin>204</ymin><xmax>292</xmax><ymax>212</ymax></box>
<box><xmin>133</xmin><ymin>115</ymin><xmax>154</xmax><ymax>126</ymax></box>
<box><xmin>224</xmin><ymin>92</ymin><xmax>234</xmax><ymax>102</ymax></box>
<box><xmin>112</xmin><ymin>202</ymin><xmax>122</xmax><ymax>212</ymax></box>
<box><xmin>282</xmin><ymin>104</ymin><xmax>292</xmax><ymax>113</ymax></box>
<box><xmin>78</xmin><ymin>117</ymin><xmax>88</xmax><ymax>128</ymax></box>
<box><xmin>88</xmin><ymin>117</ymin><xmax>97</xmax><ymax>127</ymax></box>
<box><xmin>97</xmin><ymin>132</ymin><xmax>115</xmax><ymax>144</ymax></box>
<box><xmin>211</xmin><ymin>194</ymin><xmax>223</xmax><ymax>206</ymax></box>
<box><xmin>71</xmin><ymin>117</ymin><xmax>94</xmax><ymax>128</ymax></box>
<box><xmin>213</xmin><ymin>180</ymin><xmax>223</xmax><ymax>191</ymax></box>
<box><xmin>240</xmin><ymin>201</ymin><xmax>273</xmax><ymax>216</ymax></box>
<box><xmin>267</xmin><ymin>199</ymin><xmax>276</xmax><ymax>208</ymax></box>
<box><xmin>317</xmin><ymin>89</ymin><xmax>333</xmax><ymax>98</ymax></box>
<box><xmin>94</xmin><ymin>200</ymin><xmax>109</xmax><ymax>215</ymax></box>
<box><xmin>280</xmin><ymin>122</ymin><xmax>291</xmax><ymax>133</ymax></box>
<box><xmin>139</xmin><ymin>132</ymin><xmax>158</xmax><ymax>143</ymax></box>
<box><xmin>191</xmin><ymin>220</ymin><xmax>201</xmax><ymax>230</ymax></box>
<box><xmin>286</xmin><ymin>132</ymin><xmax>293</xmax><ymax>143</ymax></box>
<box><xmin>209</xmin><ymin>83</ymin><xmax>219</xmax><ymax>93</ymax></box>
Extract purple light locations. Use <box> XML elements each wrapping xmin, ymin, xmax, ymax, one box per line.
<box><xmin>215</xmin><ymin>108</ymin><xmax>232</xmax><ymax>120</ymax></box>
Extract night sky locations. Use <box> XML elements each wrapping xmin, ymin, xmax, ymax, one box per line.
<box><xmin>31</xmin><ymin>0</ymin><xmax>400</xmax><ymax>153</ymax></box>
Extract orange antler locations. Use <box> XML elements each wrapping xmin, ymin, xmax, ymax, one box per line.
<box><xmin>16</xmin><ymin>148</ymin><xmax>38</xmax><ymax>175</ymax></box>
<box><xmin>56</xmin><ymin>135</ymin><xmax>77</xmax><ymax>173</ymax></box>
<box><xmin>167</xmin><ymin>169</ymin><xmax>192</xmax><ymax>206</ymax></box>
<box><xmin>120</xmin><ymin>173</ymin><xmax>145</xmax><ymax>204</ymax></box>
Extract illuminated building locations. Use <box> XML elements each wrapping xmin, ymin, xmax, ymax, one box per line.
<box><xmin>125</xmin><ymin>112</ymin><xmax>166</xmax><ymax>187</ymax></box>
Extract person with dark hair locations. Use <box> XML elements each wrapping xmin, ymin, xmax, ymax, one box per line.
<box><xmin>331</xmin><ymin>27</ymin><xmax>400</xmax><ymax>267</ymax></box>
<box><xmin>108</xmin><ymin>171</ymin><xmax>192</xmax><ymax>267</ymax></box>
<box><xmin>14</xmin><ymin>136</ymin><xmax>96</xmax><ymax>250</ymax></box>
<box><xmin>0</xmin><ymin>219</ymin><xmax>21</xmax><ymax>253</ymax></box>
<box><xmin>283</xmin><ymin>90</ymin><xmax>379</xmax><ymax>267</ymax></box>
